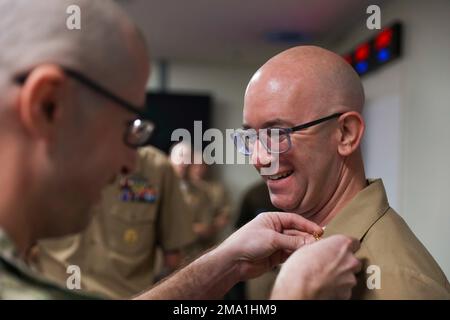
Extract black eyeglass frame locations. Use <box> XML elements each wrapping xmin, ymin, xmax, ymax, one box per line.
<box><xmin>232</xmin><ymin>112</ymin><xmax>344</xmax><ymax>155</ymax></box>
<box><xmin>13</xmin><ymin>67</ymin><xmax>155</xmax><ymax>148</ymax></box>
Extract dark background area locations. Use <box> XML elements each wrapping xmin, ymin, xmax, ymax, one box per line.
<box><xmin>145</xmin><ymin>92</ymin><xmax>212</xmax><ymax>153</ymax></box>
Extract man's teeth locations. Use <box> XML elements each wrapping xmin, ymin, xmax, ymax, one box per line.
<box><xmin>267</xmin><ymin>171</ymin><xmax>293</xmax><ymax>180</ymax></box>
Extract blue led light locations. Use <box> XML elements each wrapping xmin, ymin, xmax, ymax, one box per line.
<box><xmin>377</xmin><ymin>48</ymin><xmax>391</xmax><ymax>62</ymax></box>
<box><xmin>355</xmin><ymin>61</ymin><xmax>369</xmax><ymax>74</ymax></box>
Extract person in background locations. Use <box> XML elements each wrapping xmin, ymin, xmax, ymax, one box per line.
<box><xmin>169</xmin><ymin>143</ymin><xmax>215</xmax><ymax>258</ymax></box>
<box><xmin>188</xmin><ymin>154</ymin><xmax>232</xmax><ymax>244</ymax></box>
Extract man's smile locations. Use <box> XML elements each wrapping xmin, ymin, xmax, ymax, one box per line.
<box><xmin>265</xmin><ymin>170</ymin><xmax>294</xmax><ymax>181</ymax></box>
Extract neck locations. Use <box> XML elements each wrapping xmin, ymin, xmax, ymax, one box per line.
<box><xmin>0</xmin><ymin>146</ymin><xmax>37</xmax><ymax>259</ymax></box>
<box><xmin>307</xmin><ymin>156</ymin><xmax>367</xmax><ymax>227</ymax></box>
<box><xmin>0</xmin><ymin>207</ymin><xmax>35</xmax><ymax>259</ymax></box>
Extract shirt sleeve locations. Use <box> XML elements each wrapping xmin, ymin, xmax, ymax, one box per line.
<box><xmin>354</xmin><ymin>264</ymin><xmax>450</xmax><ymax>299</ymax></box>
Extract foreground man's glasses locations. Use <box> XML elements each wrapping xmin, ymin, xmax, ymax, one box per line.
<box><xmin>14</xmin><ymin>67</ymin><xmax>155</xmax><ymax>148</ymax></box>
<box><xmin>232</xmin><ymin>113</ymin><xmax>343</xmax><ymax>155</ymax></box>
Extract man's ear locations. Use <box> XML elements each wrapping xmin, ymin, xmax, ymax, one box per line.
<box><xmin>336</xmin><ymin>111</ymin><xmax>365</xmax><ymax>157</ymax></box>
<box><xmin>16</xmin><ymin>64</ymin><xmax>67</xmax><ymax>140</ymax></box>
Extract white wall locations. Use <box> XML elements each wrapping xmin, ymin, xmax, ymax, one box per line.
<box><xmin>147</xmin><ymin>61</ymin><xmax>262</xmax><ymax>212</ymax></box>
<box><xmin>334</xmin><ymin>0</ymin><xmax>450</xmax><ymax>277</ymax></box>
<box><xmin>361</xmin><ymin>64</ymin><xmax>402</xmax><ymax>212</ymax></box>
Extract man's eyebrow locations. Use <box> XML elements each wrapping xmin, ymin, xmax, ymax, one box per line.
<box><xmin>242</xmin><ymin>118</ymin><xmax>294</xmax><ymax>130</ymax></box>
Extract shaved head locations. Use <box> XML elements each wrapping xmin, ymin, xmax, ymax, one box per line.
<box><xmin>0</xmin><ymin>0</ymin><xmax>149</xmax><ymax>97</ymax></box>
<box><xmin>0</xmin><ymin>0</ymin><xmax>151</xmax><ymax>250</ymax></box>
<box><xmin>244</xmin><ymin>46</ymin><xmax>367</xmax><ymax>225</ymax></box>
<box><xmin>245</xmin><ymin>46</ymin><xmax>364</xmax><ymax>121</ymax></box>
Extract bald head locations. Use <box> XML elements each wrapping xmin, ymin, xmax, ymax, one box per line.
<box><xmin>0</xmin><ymin>0</ymin><xmax>149</xmax><ymax>94</ymax></box>
<box><xmin>245</xmin><ymin>46</ymin><xmax>364</xmax><ymax>118</ymax></box>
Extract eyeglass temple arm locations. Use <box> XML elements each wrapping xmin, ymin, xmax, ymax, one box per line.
<box><xmin>64</xmin><ymin>69</ymin><xmax>149</xmax><ymax>118</ymax></box>
<box><xmin>290</xmin><ymin>113</ymin><xmax>343</xmax><ymax>132</ymax></box>
<box><xmin>14</xmin><ymin>68</ymin><xmax>148</xmax><ymax>119</ymax></box>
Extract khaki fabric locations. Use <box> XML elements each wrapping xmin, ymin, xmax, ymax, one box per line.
<box><xmin>197</xmin><ymin>181</ymin><xmax>230</xmax><ymax>218</ymax></box>
<box><xmin>180</xmin><ymin>181</ymin><xmax>212</xmax><ymax>226</ymax></box>
<box><xmin>179</xmin><ymin>180</ymin><xmax>215</xmax><ymax>258</ymax></box>
<box><xmin>0</xmin><ymin>229</ymin><xmax>98</xmax><ymax>300</ymax></box>
<box><xmin>195</xmin><ymin>180</ymin><xmax>231</xmax><ymax>243</ymax></box>
<box><xmin>323</xmin><ymin>179</ymin><xmax>450</xmax><ymax>299</ymax></box>
<box><xmin>37</xmin><ymin>146</ymin><xmax>195</xmax><ymax>299</ymax></box>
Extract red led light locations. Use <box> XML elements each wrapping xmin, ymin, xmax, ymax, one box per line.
<box><xmin>355</xmin><ymin>43</ymin><xmax>370</xmax><ymax>62</ymax></box>
<box><xmin>375</xmin><ymin>28</ymin><xmax>393</xmax><ymax>50</ymax></box>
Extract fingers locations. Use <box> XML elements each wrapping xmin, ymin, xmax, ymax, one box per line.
<box><xmin>326</xmin><ymin>234</ymin><xmax>360</xmax><ymax>253</ymax></box>
<box><xmin>282</xmin><ymin>229</ymin><xmax>302</xmax><ymax>236</ymax></box>
<box><xmin>269</xmin><ymin>233</ymin><xmax>362</xmax><ymax>300</ymax></box>
<box><xmin>264</xmin><ymin>212</ymin><xmax>323</xmax><ymax>236</ymax></box>
<box><xmin>272</xmin><ymin>233</ymin><xmax>303</xmax><ymax>252</ymax></box>
<box><xmin>350</xmin><ymin>256</ymin><xmax>362</xmax><ymax>273</ymax></box>
<box><xmin>335</xmin><ymin>273</ymin><xmax>359</xmax><ymax>300</ymax></box>
<box><xmin>282</xmin><ymin>229</ymin><xmax>317</xmax><ymax>245</ymax></box>
<box><xmin>282</xmin><ymin>229</ymin><xmax>313</xmax><ymax>239</ymax></box>
<box><xmin>333</xmin><ymin>236</ymin><xmax>361</xmax><ymax>299</ymax></box>
<box><xmin>275</xmin><ymin>232</ymin><xmax>360</xmax><ymax>256</ymax></box>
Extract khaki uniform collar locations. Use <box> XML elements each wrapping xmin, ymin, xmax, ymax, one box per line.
<box><xmin>323</xmin><ymin>179</ymin><xmax>390</xmax><ymax>241</ymax></box>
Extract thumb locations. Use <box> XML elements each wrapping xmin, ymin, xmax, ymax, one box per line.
<box><xmin>329</xmin><ymin>234</ymin><xmax>361</xmax><ymax>253</ymax></box>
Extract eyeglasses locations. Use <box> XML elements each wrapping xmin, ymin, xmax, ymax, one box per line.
<box><xmin>13</xmin><ymin>67</ymin><xmax>155</xmax><ymax>148</ymax></box>
<box><xmin>231</xmin><ymin>112</ymin><xmax>343</xmax><ymax>155</ymax></box>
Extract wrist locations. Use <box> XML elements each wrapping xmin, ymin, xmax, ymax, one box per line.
<box><xmin>211</xmin><ymin>242</ymin><xmax>243</xmax><ymax>283</ymax></box>
<box><xmin>270</xmin><ymin>269</ymin><xmax>316</xmax><ymax>300</ymax></box>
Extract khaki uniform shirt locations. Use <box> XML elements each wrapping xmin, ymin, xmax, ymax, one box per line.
<box><xmin>195</xmin><ymin>180</ymin><xmax>231</xmax><ymax>243</ymax></box>
<box><xmin>0</xmin><ymin>229</ymin><xmax>97</xmax><ymax>300</ymax></box>
<box><xmin>180</xmin><ymin>181</ymin><xmax>212</xmax><ymax>226</ymax></box>
<box><xmin>179</xmin><ymin>180</ymin><xmax>215</xmax><ymax>258</ymax></box>
<box><xmin>323</xmin><ymin>179</ymin><xmax>450</xmax><ymax>299</ymax></box>
<box><xmin>197</xmin><ymin>181</ymin><xmax>230</xmax><ymax>218</ymax></box>
<box><xmin>37</xmin><ymin>146</ymin><xmax>195</xmax><ymax>299</ymax></box>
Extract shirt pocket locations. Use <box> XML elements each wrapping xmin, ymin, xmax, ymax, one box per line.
<box><xmin>102</xmin><ymin>203</ymin><xmax>157</xmax><ymax>256</ymax></box>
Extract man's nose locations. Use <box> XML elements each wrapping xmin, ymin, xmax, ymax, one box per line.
<box><xmin>121</xmin><ymin>147</ymin><xmax>138</xmax><ymax>175</ymax></box>
<box><xmin>251</xmin><ymin>139</ymin><xmax>273</xmax><ymax>170</ymax></box>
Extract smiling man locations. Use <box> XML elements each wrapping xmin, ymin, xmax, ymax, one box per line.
<box><xmin>238</xmin><ymin>45</ymin><xmax>450</xmax><ymax>299</ymax></box>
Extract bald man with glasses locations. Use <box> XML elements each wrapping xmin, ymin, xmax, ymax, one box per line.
<box><xmin>14</xmin><ymin>67</ymin><xmax>155</xmax><ymax>149</ymax></box>
<box><xmin>240</xmin><ymin>45</ymin><xmax>450</xmax><ymax>299</ymax></box>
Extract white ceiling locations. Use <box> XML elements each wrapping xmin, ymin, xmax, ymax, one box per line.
<box><xmin>116</xmin><ymin>0</ymin><xmax>383</xmax><ymax>65</ymax></box>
